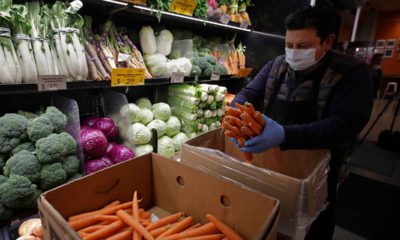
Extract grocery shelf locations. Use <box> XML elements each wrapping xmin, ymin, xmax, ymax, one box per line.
<box><xmin>0</xmin><ymin>76</ymin><xmax>244</xmax><ymax>95</ymax></box>
<box><xmin>83</xmin><ymin>0</ymin><xmax>252</xmax><ymax>33</ymax></box>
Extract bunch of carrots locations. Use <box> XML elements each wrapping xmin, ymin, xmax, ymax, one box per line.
<box><xmin>223</xmin><ymin>102</ymin><xmax>265</xmax><ymax>163</ymax></box>
<box><xmin>67</xmin><ymin>191</ymin><xmax>244</xmax><ymax>240</ymax></box>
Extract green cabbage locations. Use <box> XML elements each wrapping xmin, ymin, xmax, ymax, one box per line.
<box><xmin>127</xmin><ymin>123</ymin><xmax>152</xmax><ymax>145</ymax></box>
<box><xmin>152</xmin><ymin>102</ymin><xmax>171</xmax><ymax>121</ymax></box>
<box><xmin>146</xmin><ymin>119</ymin><xmax>167</xmax><ymax>138</ymax></box>
<box><xmin>166</xmin><ymin>116</ymin><xmax>181</xmax><ymax>137</ymax></box>
<box><xmin>135</xmin><ymin>98</ymin><xmax>152</xmax><ymax>110</ymax></box>
<box><xmin>157</xmin><ymin>136</ymin><xmax>175</xmax><ymax>159</ymax></box>
<box><xmin>134</xmin><ymin>144</ymin><xmax>153</xmax><ymax>157</ymax></box>
<box><xmin>172</xmin><ymin>132</ymin><xmax>189</xmax><ymax>151</ymax></box>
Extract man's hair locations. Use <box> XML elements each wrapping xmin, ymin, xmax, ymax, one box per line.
<box><xmin>284</xmin><ymin>6</ymin><xmax>338</xmax><ymax>42</ymax></box>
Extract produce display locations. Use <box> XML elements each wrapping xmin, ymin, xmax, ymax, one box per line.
<box><xmin>0</xmin><ymin>106</ymin><xmax>81</xmax><ymax>221</ymax></box>
<box><xmin>222</xmin><ymin>102</ymin><xmax>265</xmax><ymax>162</ymax></box>
<box><xmin>80</xmin><ymin>117</ymin><xmax>135</xmax><ymax>174</ymax></box>
<box><xmin>169</xmin><ymin>84</ymin><xmax>225</xmax><ymax>138</ymax></box>
<box><xmin>16</xmin><ymin>218</ymin><xmax>44</xmax><ymax>240</ymax></box>
<box><xmin>67</xmin><ymin>190</ymin><xmax>244</xmax><ymax>240</ymax></box>
<box><xmin>119</xmin><ymin>98</ymin><xmax>190</xmax><ymax>159</ymax></box>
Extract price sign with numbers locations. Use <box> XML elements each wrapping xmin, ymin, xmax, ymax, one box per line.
<box><xmin>219</xmin><ymin>14</ymin><xmax>230</xmax><ymax>25</ymax></box>
<box><xmin>171</xmin><ymin>72</ymin><xmax>185</xmax><ymax>83</ymax></box>
<box><xmin>37</xmin><ymin>75</ymin><xmax>67</xmax><ymax>92</ymax></box>
<box><xmin>211</xmin><ymin>72</ymin><xmax>221</xmax><ymax>81</ymax></box>
<box><xmin>111</xmin><ymin>68</ymin><xmax>145</xmax><ymax>87</ymax></box>
<box><xmin>169</xmin><ymin>0</ymin><xmax>197</xmax><ymax>16</ymax></box>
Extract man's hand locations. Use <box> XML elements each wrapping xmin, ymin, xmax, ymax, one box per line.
<box><xmin>241</xmin><ymin>115</ymin><xmax>285</xmax><ymax>153</ymax></box>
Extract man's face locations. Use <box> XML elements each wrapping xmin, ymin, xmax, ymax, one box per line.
<box><xmin>285</xmin><ymin>28</ymin><xmax>334</xmax><ymax>62</ymax></box>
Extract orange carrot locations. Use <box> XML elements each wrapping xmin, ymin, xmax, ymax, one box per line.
<box><xmin>244</xmin><ymin>102</ymin><xmax>256</xmax><ymax>115</ymax></box>
<box><xmin>97</xmin><ymin>215</ymin><xmax>119</xmax><ymax>222</ymax></box>
<box><xmin>241</xmin><ymin>112</ymin><xmax>261</xmax><ymax>135</ymax></box>
<box><xmin>140</xmin><ymin>211</ymin><xmax>151</xmax><ymax>220</ymax></box>
<box><xmin>224</xmin><ymin>130</ymin><xmax>234</xmax><ymax>138</ymax></box>
<box><xmin>242</xmin><ymin>152</ymin><xmax>253</xmax><ymax>163</ymax></box>
<box><xmin>253</xmin><ymin>112</ymin><xmax>265</xmax><ymax>126</ymax></box>
<box><xmin>224</xmin><ymin>116</ymin><xmax>242</xmax><ymax>128</ymax></box>
<box><xmin>185</xmin><ymin>223</ymin><xmax>201</xmax><ymax>231</ymax></box>
<box><xmin>79</xmin><ymin>231</ymin><xmax>89</xmax><ymax>238</ymax></box>
<box><xmin>132</xmin><ymin>191</ymin><xmax>142</xmax><ymax>240</ymax></box>
<box><xmin>237</xmin><ymin>137</ymin><xmax>246</xmax><ymax>147</ymax></box>
<box><xmin>150</xmin><ymin>223</ymin><xmax>176</xmax><ymax>238</ymax></box>
<box><xmin>221</xmin><ymin>122</ymin><xmax>243</xmax><ymax>138</ymax></box>
<box><xmin>157</xmin><ymin>216</ymin><xmax>193</xmax><ymax>239</ymax></box>
<box><xmin>234</xmin><ymin>102</ymin><xmax>247</xmax><ymax>112</ymax></box>
<box><xmin>206</xmin><ymin>214</ymin><xmax>243</xmax><ymax>240</ymax></box>
<box><xmin>70</xmin><ymin>202</ymin><xmax>132</xmax><ymax>230</ymax></box>
<box><xmin>106</xmin><ymin>228</ymin><xmax>133</xmax><ymax>240</ymax></box>
<box><xmin>116</xmin><ymin>210</ymin><xmax>154</xmax><ymax>240</ymax></box>
<box><xmin>68</xmin><ymin>200</ymin><xmax>121</xmax><ymax>222</ymax></box>
<box><xmin>225</xmin><ymin>106</ymin><xmax>241</xmax><ymax>118</ymax></box>
<box><xmin>182</xmin><ymin>234</ymin><xmax>225</xmax><ymax>240</ymax></box>
<box><xmin>241</xmin><ymin>126</ymin><xmax>255</xmax><ymax>138</ymax></box>
<box><xmin>146</xmin><ymin>212</ymin><xmax>184</xmax><ymax>231</ymax></box>
<box><xmin>79</xmin><ymin>225</ymin><xmax>106</xmax><ymax>233</ymax></box>
<box><xmin>83</xmin><ymin>220</ymin><xmax>126</xmax><ymax>240</ymax></box>
<box><xmin>162</xmin><ymin>222</ymin><xmax>220</xmax><ymax>240</ymax></box>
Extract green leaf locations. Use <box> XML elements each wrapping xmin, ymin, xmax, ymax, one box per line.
<box><xmin>11</xmin><ymin>4</ymin><xmax>32</xmax><ymax>35</ymax></box>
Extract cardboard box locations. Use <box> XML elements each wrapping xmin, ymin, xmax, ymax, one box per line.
<box><xmin>38</xmin><ymin>153</ymin><xmax>280</xmax><ymax>240</ymax></box>
<box><xmin>180</xmin><ymin>129</ymin><xmax>330</xmax><ymax>239</ymax></box>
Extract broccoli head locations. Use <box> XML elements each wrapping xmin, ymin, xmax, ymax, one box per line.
<box><xmin>35</xmin><ymin>134</ymin><xmax>67</xmax><ymax>164</ymax></box>
<box><xmin>0</xmin><ymin>175</ymin><xmax>7</xmax><ymax>185</ymax></box>
<box><xmin>3</xmin><ymin>150</ymin><xmax>41</xmax><ymax>183</ymax></box>
<box><xmin>59</xmin><ymin>132</ymin><xmax>77</xmax><ymax>155</ymax></box>
<box><xmin>11</xmin><ymin>142</ymin><xmax>35</xmax><ymax>155</ymax></box>
<box><xmin>0</xmin><ymin>155</ymin><xmax>5</xmax><ymax>174</ymax></box>
<box><xmin>0</xmin><ymin>174</ymin><xmax>37</xmax><ymax>208</ymax></box>
<box><xmin>213</xmin><ymin>63</ymin><xmax>228</xmax><ymax>75</ymax></box>
<box><xmin>202</xmin><ymin>65</ymin><xmax>214</xmax><ymax>77</ymax></box>
<box><xmin>190</xmin><ymin>65</ymin><xmax>202</xmax><ymax>77</ymax></box>
<box><xmin>17</xmin><ymin>110</ymin><xmax>39</xmax><ymax>120</ymax></box>
<box><xmin>40</xmin><ymin>163</ymin><xmax>67</xmax><ymax>191</ymax></box>
<box><xmin>0</xmin><ymin>114</ymin><xmax>29</xmax><ymax>153</ymax></box>
<box><xmin>0</xmin><ymin>202</ymin><xmax>13</xmax><ymax>220</ymax></box>
<box><xmin>196</xmin><ymin>57</ymin><xmax>213</xmax><ymax>71</ymax></box>
<box><xmin>205</xmin><ymin>55</ymin><xmax>217</xmax><ymax>65</ymax></box>
<box><xmin>44</xmin><ymin>107</ymin><xmax>68</xmax><ymax>133</ymax></box>
<box><xmin>68</xmin><ymin>172</ymin><xmax>82</xmax><ymax>182</ymax></box>
<box><xmin>20</xmin><ymin>188</ymin><xmax>41</xmax><ymax>209</ymax></box>
<box><xmin>62</xmin><ymin>155</ymin><xmax>80</xmax><ymax>178</ymax></box>
<box><xmin>27</xmin><ymin>115</ymin><xmax>54</xmax><ymax>142</ymax></box>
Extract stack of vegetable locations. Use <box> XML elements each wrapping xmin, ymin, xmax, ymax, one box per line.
<box><xmin>148</xmin><ymin>0</ymin><xmax>208</xmax><ymax>20</ymax></box>
<box><xmin>168</xmin><ymin>84</ymin><xmax>226</xmax><ymax>138</ymax></box>
<box><xmin>119</xmin><ymin>98</ymin><xmax>189</xmax><ymax>159</ymax></box>
<box><xmin>83</xmin><ymin>18</ymin><xmax>152</xmax><ymax>80</ymax></box>
<box><xmin>0</xmin><ymin>107</ymin><xmax>81</xmax><ymax>221</ymax></box>
<box><xmin>140</xmin><ymin>26</ymin><xmax>192</xmax><ymax>78</ymax></box>
<box><xmin>222</xmin><ymin>102</ymin><xmax>265</xmax><ymax>162</ymax></box>
<box><xmin>216</xmin><ymin>0</ymin><xmax>252</xmax><ymax>25</ymax></box>
<box><xmin>67</xmin><ymin>190</ymin><xmax>245</xmax><ymax>239</ymax></box>
<box><xmin>80</xmin><ymin>117</ymin><xmax>135</xmax><ymax>174</ymax></box>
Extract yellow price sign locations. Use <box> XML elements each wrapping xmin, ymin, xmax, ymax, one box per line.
<box><xmin>169</xmin><ymin>0</ymin><xmax>197</xmax><ymax>16</ymax></box>
<box><xmin>236</xmin><ymin>68</ymin><xmax>253</xmax><ymax>78</ymax></box>
<box><xmin>122</xmin><ymin>0</ymin><xmax>147</xmax><ymax>5</ymax></box>
<box><xmin>111</xmin><ymin>68</ymin><xmax>145</xmax><ymax>87</ymax></box>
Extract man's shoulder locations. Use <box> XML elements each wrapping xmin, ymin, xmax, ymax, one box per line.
<box><xmin>328</xmin><ymin>51</ymin><xmax>366</xmax><ymax>74</ymax></box>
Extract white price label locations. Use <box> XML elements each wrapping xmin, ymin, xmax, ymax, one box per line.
<box><xmin>219</xmin><ymin>14</ymin><xmax>230</xmax><ymax>25</ymax></box>
<box><xmin>118</xmin><ymin>53</ymin><xmax>131</xmax><ymax>62</ymax></box>
<box><xmin>211</xmin><ymin>72</ymin><xmax>221</xmax><ymax>80</ymax></box>
<box><xmin>240</xmin><ymin>20</ymin><xmax>250</xmax><ymax>29</ymax></box>
<box><xmin>171</xmin><ymin>72</ymin><xmax>185</xmax><ymax>83</ymax></box>
<box><xmin>37</xmin><ymin>75</ymin><xmax>67</xmax><ymax>92</ymax></box>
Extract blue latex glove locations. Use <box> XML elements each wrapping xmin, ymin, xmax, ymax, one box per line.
<box><xmin>241</xmin><ymin>115</ymin><xmax>285</xmax><ymax>153</ymax></box>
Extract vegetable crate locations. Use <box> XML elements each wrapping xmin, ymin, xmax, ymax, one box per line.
<box><xmin>180</xmin><ymin>129</ymin><xmax>330</xmax><ymax>240</ymax></box>
<box><xmin>37</xmin><ymin>153</ymin><xmax>280</xmax><ymax>240</ymax></box>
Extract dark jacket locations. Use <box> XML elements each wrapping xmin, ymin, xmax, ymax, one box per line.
<box><xmin>232</xmin><ymin>51</ymin><xmax>373</xmax><ymax>150</ymax></box>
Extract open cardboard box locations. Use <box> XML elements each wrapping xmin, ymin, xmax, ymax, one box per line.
<box><xmin>38</xmin><ymin>153</ymin><xmax>280</xmax><ymax>240</ymax></box>
<box><xmin>180</xmin><ymin>129</ymin><xmax>330</xmax><ymax>239</ymax></box>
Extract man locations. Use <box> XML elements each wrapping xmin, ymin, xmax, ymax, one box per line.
<box><xmin>231</xmin><ymin>6</ymin><xmax>373</xmax><ymax>240</ymax></box>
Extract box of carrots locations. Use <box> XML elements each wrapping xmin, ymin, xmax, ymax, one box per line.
<box><xmin>181</xmin><ymin>128</ymin><xmax>329</xmax><ymax>239</ymax></box>
<box><xmin>38</xmin><ymin>153</ymin><xmax>280</xmax><ymax>240</ymax></box>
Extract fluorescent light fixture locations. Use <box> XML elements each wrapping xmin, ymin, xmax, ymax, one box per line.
<box><xmin>101</xmin><ymin>0</ymin><xmax>128</xmax><ymax>6</ymax></box>
<box><xmin>252</xmin><ymin>31</ymin><xmax>285</xmax><ymax>40</ymax></box>
<box><xmin>133</xmin><ymin>5</ymin><xmax>251</xmax><ymax>32</ymax></box>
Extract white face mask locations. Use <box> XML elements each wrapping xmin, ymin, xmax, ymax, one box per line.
<box><xmin>285</xmin><ymin>47</ymin><xmax>319</xmax><ymax>71</ymax></box>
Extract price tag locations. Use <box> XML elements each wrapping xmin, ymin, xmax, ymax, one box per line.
<box><xmin>126</xmin><ymin>0</ymin><xmax>147</xmax><ymax>4</ymax></box>
<box><xmin>171</xmin><ymin>72</ymin><xmax>185</xmax><ymax>83</ymax></box>
<box><xmin>169</xmin><ymin>0</ymin><xmax>197</xmax><ymax>16</ymax></box>
<box><xmin>219</xmin><ymin>14</ymin><xmax>230</xmax><ymax>25</ymax></box>
<box><xmin>37</xmin><ymin>75</ymin><xmax>67</xmax><ymax>92</ymax></box>
<box><xmin>236</xmin><ymin>68</ymin><xmax>253</xmax><ymax>78</ymax></box>
<box><xmin>211</xmin><ymin>72</ymin><xmax>221</xmax><ymax>80</ymax></box>
<box><xmin>240</xmin><ymin>20</ymin><xmax>250</xmax><ymax>29</ymax></box>
<box><xmin>111</xmin><ymin>68</ymin><xmax>145</xmax><ymax>86</ymax></box>
<box><xmin>118</xmin><ymin>53</ymin><xmax>131</xmax><ymax>62</ymax></box>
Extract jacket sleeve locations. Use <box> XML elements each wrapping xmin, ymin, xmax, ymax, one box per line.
<box><xmin>282</xmin><ymin>64</ymin><xmax>374</xmax><ymax>149</ymax></box>
<box><xmin>231</xmin><ymin>60</ymin><xmax>273</xmax><ymax>106</ymax></box>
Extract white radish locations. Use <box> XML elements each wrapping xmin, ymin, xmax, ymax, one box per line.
<box><xmin>0</xmin><ymin>45</ymin><xmax>14</xmax><ymax>84</ymax></box>
<box><xmin>32</xmin><ymin>39</ymin><xmax>49</xmax><ymax>75</ymax></box>
<box><xmin>43</xmin><ymin>39</ymin><xmax>56</xmax><ymax>74</ymax></box>
<box><xmin>54</xmin><ymin>33</ymin><xmax>71</xmax><ymax>78</ymax></box>
<box><xmin>16</xmin><ymin>37</ymin><xmax>38</xmax><ymax>83</ymax></box>
<box><xmin>71</xmin><ymin>31</ymin><xmax>88</xmax><ymax>80</ymax></box>
<box><xmin>59</xmin><ymin>31</ymin><xmax>78</xmax><ymax>80</ymax></box>
<box><xmin>9</xmin><ymin>40</ymin><xmax>23</xmax><ymax>83</ymax></box>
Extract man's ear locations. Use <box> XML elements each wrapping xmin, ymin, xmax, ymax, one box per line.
<box><xmin>323</xmin><ymin>34</ymin><xmax>336</xmax><ymax>50</ymax></box>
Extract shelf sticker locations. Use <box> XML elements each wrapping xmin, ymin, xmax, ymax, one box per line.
<box><xmin>240</xmin><ymin>20</ymin><xmax>250</xmax><ymax>29</ymax></box>
<box><xmin>171</xmin><ymin>72</ymin><xmax>185</xmax><ymax>83</ymax></box>
<box><xmin>118</xmin><ymin>53</ymin><xmax>131</xmax><ymax>62</ymax></box>
<box><xmin>236</xmin><ymin>68</ymin><xmax>253</xmax><ymax>78</ymax></box>
<box><xmin>219</xmin><ymin>14</ymin><xmax>230</xmax><ymax>25</ymax></box>
<box><xmin>111</xmin><ymin>68</ymin><xmax>145</xmax><ymax>86</ymax></box>
<box><xmin>169</xmin><ymin>0</ymin><xmax>197</xmax><ymax>16</ymax></box>
<box><xmin>37</xmin><ymin>75</ymin><xmax>67</xmax><ymax>92</ymax></box>
<box><xmin>211</xmin><ymin>72</ymin><xmax>221</xmax><ymax>81</ymax></box>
